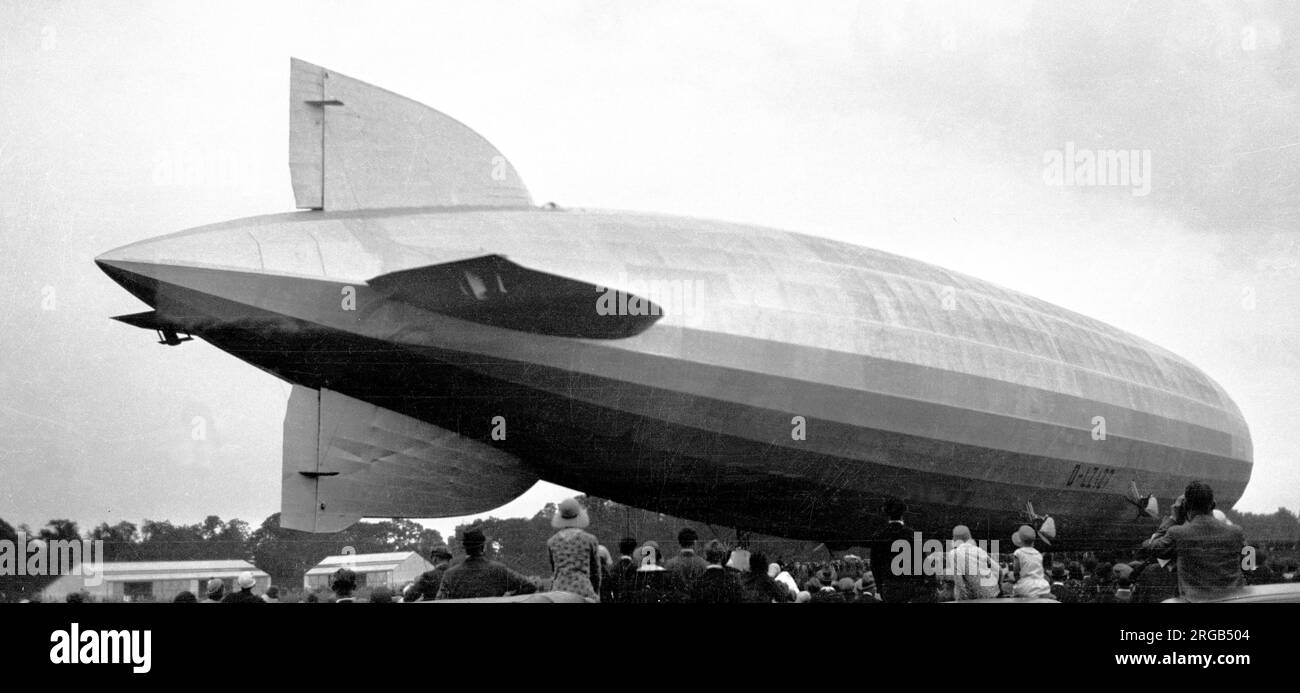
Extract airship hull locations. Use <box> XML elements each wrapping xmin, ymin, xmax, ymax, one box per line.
<box><xmin>96</xmin><ymin>206</ymin><xmax>1252</xmax><ymax>548</ymax></box>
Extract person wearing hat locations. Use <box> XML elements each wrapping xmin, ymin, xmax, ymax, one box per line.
<box><xmin>604</xmin><ymin>536</ymin><xmax>640</xmax><ymax>603</ymax></box>
<box><xmin>806</xmin><ymin>576</ymin><xmax>845</xmax><ymax>604</ymax></box>
<box><xmin>628</xmin><ymin>541</ymin><xmax>689</xmax><ymax>603</ymax></box>
<box><xmin>1010</xmin><ymin>525</ymin><xmax>1051</xmax><ymax>598</ymax></box>
<box><xmin>411</xmin><ymin>544</ymin><xmax>454</xmax><ymax>601</ymax></box>
<box><xmin>200</xmin><ymin>577</ymin><xmax>225</xmax><ymax>603</ymax></box>
<box><xmin>856</xmin><ymin>572</ymin><xmax>881</xmax><ymax>603</ymax></box>
<box><xmin>435</xmin><ymin>527</ymin><xmax>537</xmax><ymax>600</ymax></box>
<box><xmin>868</xmin><ymin>498</ymin><xmax>935</xmax><ymax>603</ymax></box>
<box><xmin>546</xmin><ymin>497</ymin><xmax>602</xmax><ymax>602</ymax></box>
<box><xmin>1048</xmin><ymin>563</ymin><xmax>1078</xmax><ymax>603</ymax></box>
<box><xmin>665</xmin><ymin>527</ymin><xmax>709</xmax><ymax>590</ymax></box>
<box><xmin>835</xmin><ymin>577</ymin><xmax>860</xmax><ymax>603</ymax></box>
<box><xmin>688</xmin><ymin>540</ymin><xmax>743</xmax><ymax>603</ymax></box>
<box><xmin>220</xmin><ymin>571</ymin><xmax>263</xmax><ymax>603</ymax></box>
<box><xmin>1100</xmin><ymin>570</ymin><xmax>1136</xmax><ymax>603</ymax></box>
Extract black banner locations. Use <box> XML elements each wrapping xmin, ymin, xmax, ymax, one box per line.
<box><xmin>3</xmin><ymin>604</ymin><xmax>1291</xmax><ymax>681</ymax></box>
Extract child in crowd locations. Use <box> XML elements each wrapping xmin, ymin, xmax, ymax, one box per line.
<box><xmin>1011</xmin><ymin>525</ymin><xmax>1052</xmax><ymax>598</ymax></box>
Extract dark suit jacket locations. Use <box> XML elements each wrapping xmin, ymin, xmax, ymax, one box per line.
<box><xmin>413</xmin><ymin>563</ymin><xmax>449</xmax><ymax>601</ymax></box>
<box><xmin>604</xmin><ymin>556</ymin><xmax>638</xmax><ymax>603</ymax></box>
<box><xmin>689</xmin><ymin>566</ymin><xmax>743</xmax><ymax>604</ymax></box>
<box><xmin>665</xmin><ymin>550</ymin><xmax>708</xmax><ymax>589</ymax></box>
<box><xmin>435</xmin><ymin>556</ymin><xmax>538</xmax><ymax>600</ymax></box>
<box><xmin>1134</xmin><ymin>560</ymin><xmax>1178</xmax><ymax>603</ymax></box>
<box><xmin>1142</xmin><ymin>514</ymin><xmax>1245</xmax><ymax>602</ymax></box>
<box><xmin>220</xmin><ymin>588</ymin><xmax>262</xmax><ymax>604</ymax></box>
<box><xmin>740</xmin><ymin>572</ymin><xmax>793</xmax><ymax>603</ymax></box>
<box><xmin>627</xmin><ymin>568</ymin><xmax>689</xmax><ymax>604</ymax></box>
<box><xmin>870</xmin><ymin>522</ymin><xmax>935</xmax><ymax>603</ymax></box>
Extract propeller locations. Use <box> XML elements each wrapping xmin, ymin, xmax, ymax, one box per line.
<box><xmin>1024</xmin><ymin>502</ymin><xmax>1056</xmax><ymax>546</ymax></box>
<box><xmin>1125</xmin><ymin>481</ymin><xmax>1160</xmax><ymax>519</ymax></box>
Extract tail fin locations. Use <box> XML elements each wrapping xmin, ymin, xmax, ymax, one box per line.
<box><xmin>289</xmin><ymin>58</ymin><xmax>533</xmax><ymax>211</ymax></box>
<box><xmin>281</xmin><ymin>385</ymin><xmax>538</xmax><ymax>532</ymax></box>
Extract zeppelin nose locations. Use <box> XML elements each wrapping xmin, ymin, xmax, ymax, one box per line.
<box><xmin>95</xmin><ymin>242</ymin><xmax>144</xmax><ymax>285</ymax></box>
<box><xmin>96</xmin><ymin>244</ymin><xmax>163</xmax><ymax>307</ymax></box>
<box><xmin>95</xmin><ymin>241</ymin><xmax>135</xmax><ymax>266</ymax></box>
<box><xmin>95</xmin><ymin>225</ymin><xmax>266</xmax><ymax>309</ymax></box>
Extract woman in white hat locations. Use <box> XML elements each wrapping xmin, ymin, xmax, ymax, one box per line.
<box><xmin>546</xmin><ymin>497</ymin><xmax>602</xmax><ymax>602</ymax></box>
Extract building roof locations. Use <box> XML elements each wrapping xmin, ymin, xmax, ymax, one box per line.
<box><xmin>305</xmin><ymin>551</ymin><xmax>424</xmax><ymax>576</ymax></box>
<box><xmin>75</xmin><ymin>559</ymin><xmax>267</xmax><ymax>583</ymax></box>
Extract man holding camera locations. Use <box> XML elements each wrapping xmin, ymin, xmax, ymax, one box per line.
<box><xmin>1141</xmin><ymin>481</ymin><xmax>1246</xmax><ymax>602</ymax></box>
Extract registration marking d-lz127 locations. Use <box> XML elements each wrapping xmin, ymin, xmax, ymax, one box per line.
<box><xmin>1065</xmin><ymin>464</ymin><xmax>1117</xmax><ymax>490</ymax></box>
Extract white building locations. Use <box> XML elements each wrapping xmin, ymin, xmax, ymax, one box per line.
<box><xmin>304</xmin><ymin>551</ymin><xmax>434</xmax><ymax>591</ymax></box>
<box><xmin>41</xmin><ymin>559</ymin><xmax>270</xmax><ymax>602</ymax></box>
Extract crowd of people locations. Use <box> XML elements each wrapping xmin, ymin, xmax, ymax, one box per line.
<box><xmin>326</xmin><ymin>482</ymin><xmax>1300</xmax><ymax>604</ymax></box>
<box><xmin>156</xmin><ymin>572</ymin><xmax>283</xmax><ymax>603</ymax></box>
<box><xmin>41</xmin><ymin>481</ymin><xmax>1300</xmax><ymax>604</ymax></box>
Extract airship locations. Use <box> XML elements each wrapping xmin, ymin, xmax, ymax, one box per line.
<box><xmin>96</xmin><ymin>59</ymin><xmax>1251</xmax><ymax>550</ymax></box>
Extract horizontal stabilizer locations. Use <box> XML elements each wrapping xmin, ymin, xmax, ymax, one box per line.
<box><xmin>369</xmin><ymin>254</ymin><xmax>663</xmax><ymax>339</ymax></box>
<box><xmin>281</xmin><ymin>385</ymin><xmax>538</xmax><ymax>533</ymax></box>
<box><xmin>111</xmin><ymin>310</ymin><xmax>177</xmax><ymax>330</ymax></box>
<box><xmin>112</xmin><ymin>310</ymin><xmax>195</xmax><ymax>345</ymax></box>
<box><xmin>289</xmin><ymin>58</ymin><xmax>533</xmax><ymax>211</ymax></box>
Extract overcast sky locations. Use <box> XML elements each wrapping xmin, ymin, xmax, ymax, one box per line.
<box><xmin>1</xmin><ymin>1</ymin><xmax>1296</xmax><ymax>540</ymax></box>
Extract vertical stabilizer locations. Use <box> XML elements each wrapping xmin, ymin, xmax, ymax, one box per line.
<box><xmin>288</xmin><ymin>58</ymin><xmax>534</xmax><ymax>211</ymax></box>
<box><xmin>281</xmin><ymin>385</ymin><xmax>538</xmax><ymax>533</ymax></box>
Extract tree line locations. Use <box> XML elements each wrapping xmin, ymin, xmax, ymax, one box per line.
<box><xmin>0</xmin><ymin>513</ymin><xmax>446</xmax><ymax>600</ymax></box>
<box><xmin>0</xmin><ymin>496</ymin><xmax>824</xmax><ymax>599</ymax></box>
